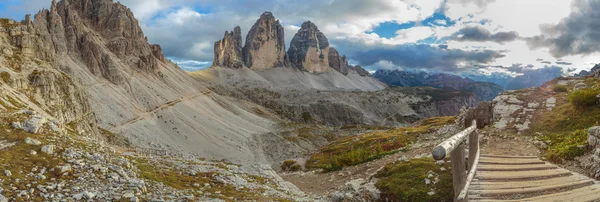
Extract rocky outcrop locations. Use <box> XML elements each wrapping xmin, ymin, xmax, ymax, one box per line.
<box><xmin>353</xmin><ymin>65</ymin><xmax>371</xmax><ymax>76</ymax></box>
<box><xmin>213</xmin><ymin>26</ymin><xmax>243</xmax><ymax>68</ymax></box>
<box><xmin>243</xmin><ymin>12</ymin><xmax>287</xmax><ymax>70</ymax></box>
<box><xmin>328</xmin><ymin>48</ymin><xmax>349</xmax><ymax>75</ymax></box>
<box><xmin>288</xmin><ymin>21</ymin><xmax>331</xmax><ymax>73</ymax></box>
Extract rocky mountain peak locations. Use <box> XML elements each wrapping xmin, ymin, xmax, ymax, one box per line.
<box><xmin>242</xmin><ymin>11</ymin><xmax>287</xmax><ymax>70</ymax></box>
<box><xmin>213</xmin><ymin>26</ymin><xmax>244</xmax><ymax>68</ymax></box>
<box><xmin>287</xmin><ymin>21</ymin><xmax>332</xmax><ymax>73</ymax></box>
<box><xmin>4</xmin><ymin>0</ymin><xmax>170</xmax><ymax>84</ymax></box>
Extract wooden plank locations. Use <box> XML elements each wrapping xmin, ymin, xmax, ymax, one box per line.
<box><xmin>452</xmin><ymin>143</ymin><xmax>467</xmax><ymax>202</ymax></box>
<box><xmin>458</xmin><ymin>148</ymin><xmax>480</xmax><ymax>201</ymax></box>
<box><xmin>517</xmin><ymin>184</ymin><xmax>600</xmax><ymax>202</ymax></box>
<box><xmin>471</xmin><ymin>176</ymin><xmax>590</xmax><ymax>190</ymax></box>
<box><xmin>478</xmin><ymin>164</ymin><xmax>557</xmax><ymax>171</ymax></box>
<box><xmin>476</xmin><ymin>169</ymin><xmax>572</xmax><ymax>181</ymax></box>
<box><xmin>479</xmin><ymin>157</ymin><xmax>545</xmax><ymax>164</ymax></box>
<box><xmin>468</xmin><ymin>130</ymin><xmax>479</xmax><ymax>171</ymax></box>
<box><xmin>479</xmin><ymin>154</ymin><xmax>538</xmax><ymax>159</ymax></box>
<box><xmin>470</xmin><ymin>180</ymin><xmax>594</xmax><ymax>196</ymax></box>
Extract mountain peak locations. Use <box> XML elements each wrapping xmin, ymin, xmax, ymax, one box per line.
<box><xmin>242</xmin><ymin>12</ymin><xmax>287</xmax><ymax>69</ymax></box>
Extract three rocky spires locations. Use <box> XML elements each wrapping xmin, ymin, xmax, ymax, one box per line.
<box><xmin>213</xmin><ymin>12</ymin><xmax>371</xmax><ymax>76</ymax></box>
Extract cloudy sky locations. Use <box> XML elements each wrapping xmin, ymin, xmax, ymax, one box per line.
<box><xmin>2</xmin><ymin>0</ymin><xmax>600</xmax><ymax>76</ymax></box>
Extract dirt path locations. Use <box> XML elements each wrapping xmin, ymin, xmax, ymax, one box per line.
<box><xmin>113</xmin><ymin>92</ymin><xmax>209</xmax><ymax>130</ymax></box>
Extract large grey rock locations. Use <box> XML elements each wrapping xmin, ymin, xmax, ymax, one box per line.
<box><xmin>0</xmin><ymin>194</ymin><xmax>7</xmax><ymax>202</ymax></box>
<box><xmin>242</xmin><ymin>12</ymin><xmax>287</xmax><ymax>70</ymax></box>
<box><xmin>213</xmin><ymin>26</ymin><xmax>244</xmax><ymax>68</ymax></box>
<box><xmin>589</xmin><ymin>126</ymin><xmax>600</xmax><ymax>148</ymax></box>
<box><xmin>288</xmin><ymin>21</ymin><xmax>332</xmax><ymax>73</ymax></box>
<box><xmin>23</xmin><ymin>115</ymin><xmax>46</xmax><ymax>134</ymax></box>
<box><xmin>41</xmin><ymin>145</ymin><xmax>55</xmax><ymax>155</ymax></box>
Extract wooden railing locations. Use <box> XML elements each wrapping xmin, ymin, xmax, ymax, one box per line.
<box><xmin>432</xmin><ymin>120</ymin><xmax>479</xmax><ymax>202</ymax></box>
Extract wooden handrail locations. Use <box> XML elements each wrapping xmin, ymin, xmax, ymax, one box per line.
<box><xmin>431</xmin><ymin>120</ymin><xmax>479</xmax><ymax>202</ymax></box>
<box><xmin>432</xmin><ymin>121</ymin><xmax>477</xmax><ymax>160</ymax></box>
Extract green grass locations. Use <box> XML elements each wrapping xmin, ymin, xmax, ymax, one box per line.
<box><xmin>0</xmin><ymin>72</ymin><xmax>10</xmax><ymax>83</ymax></box>
<box><xmin>375</xmin><ymin>157</ymin><xmax>453</xmax><ymax>201</ymax></box>
<box><xmin>306</xmin><ymin>116</ymin><xmax>456</xmax><ymax>172</ymax></box>
<box><xmin>540</xmin><ymin>130</ymin><xmax>588</xmax><ymax>163</ymax></box>
<box><xmin>553</xmin><ymin>85</ymin><xmax>568</xmax><ymax>93</ymax></box>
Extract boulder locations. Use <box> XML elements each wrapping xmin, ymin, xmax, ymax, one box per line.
<box><xmin>242</xmin><ymin>12</ymin><xmax>287</xmax><ymax>70</ymax></box>
<box><xmin>213</xmin><ymin>26</ymin><xmax>244</xmax><ymax>68</ymax></box>
<box><xmin>589</xmin><ymin>126</ymin><xmax>600</xmax><ymax>149</ymax></box>
<box><xmin>23</xmin><ymin>115</ymin><xmax>46</xmax><ymax>134</ymax></box>
<box><xmin>25</xmin><ymin>137</ymin><xmax>42</xmax><ymax>146</ymax></box>
<box><xmin>574</xmin><ymin>83</ymin><xmax>588</xmax><ymax>91</ymax></box>
<box><xmin>41</xmin><ymin>145</ymin><xmax>55</xmax><ymax>155</ymax></box>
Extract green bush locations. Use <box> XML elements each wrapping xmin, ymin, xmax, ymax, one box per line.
<box><xmin>0</xmin><ymin>71</ymin><xmax>10</xmax><ymax>83</ymax></box>
<box><xmin>553</xmin><ymin>85</ymin><xmax>568</xmax><ymax>93</ymax></box>
<box><xmin>569</xmin><ymin>89</ymin><xmax>599</xmax><ymax>108</ymax></box>
<box><xmin>542</xmin><ymin>130</ymin><xmax>588</xmax><ymax>163</ymax></box>
<box><xmin>376</xmin><ymin>158</ymin><xmax>453</xmax><ymax>201</ymax></box>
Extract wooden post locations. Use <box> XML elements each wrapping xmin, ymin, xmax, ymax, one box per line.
<box><xmin>451</xmin><ymin>143</ymin><xmax>467</xmax><ymax>202</ymax></box>
<box><xmin>468</xmin><ymin>130</ymin><xmax>479</xmax><ymax>170</ymax></box>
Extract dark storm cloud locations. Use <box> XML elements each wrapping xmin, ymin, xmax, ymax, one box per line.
<box><xmin>527</xmin><ymin>0</ymin><xmax>600</xmax><ymax>57</ymax></box>
<box><xmin>353</xmin><ymin>44</ymin><xmax>505</xmax><ymax>72</ymax></box>
<box><xmin>451</xmin><ymin>26</ymin><xmax>519</xmax><ymax>44</ymax></box>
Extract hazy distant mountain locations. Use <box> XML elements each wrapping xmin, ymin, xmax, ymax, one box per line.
<box><xmin>506</xmin><ymin>67</ymin><xmax>564</xmax><ymax>90</ymax></box>
<box><xmin>462</xmin><ymin>72</ymin><xmax>514</xmax><ymax>89</ymax></box>
<box><xmin>373</xmin><ymin>70</ymin><xmax>504</xmax><ymax>101</ymax></box>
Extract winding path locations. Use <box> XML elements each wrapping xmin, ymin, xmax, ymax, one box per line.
<box><xmin>113</xmin><ymin>90</ymin><xmax>212</xmax><ymax>130</ymax></box>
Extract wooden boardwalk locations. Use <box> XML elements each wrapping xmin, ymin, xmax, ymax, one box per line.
<box><xmin>469</xmin><ymin>155</ymin><xmax>600</xmax><ymax>202</ymax></box>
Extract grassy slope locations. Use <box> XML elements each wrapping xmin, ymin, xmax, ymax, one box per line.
<box><xmin>306</xmin><ymin>116</ymin><xmax>456</xmax><ymax>172</ymax></box>
<box><xmin>528</xmin><ymin>76</ymin><xmax>600</xmax><ymax>163</ymax></box>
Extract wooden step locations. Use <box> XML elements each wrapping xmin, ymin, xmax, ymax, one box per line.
<box><xmin>471</xmin><ymin>175</ymin><xmax>591</xmax><ymax>190</ymax></box>
<box><xmin>470</xmin><ymin>179</ymin><xmax>594</xmax><ymax>197</ymax></box>
<box><xmin>476</xmin><ymin>169</ymin><xmax>572</xmax><ymax>181</ymax></box>
<box><xmin>480</xmin><ymin>154</ymin><xmax>539</xmax><ymax>159</ymax></box>
<box><xmin>470</xmin><ymin>184</ymin><xmax>600</xmax><ymax>202</ymax></box>
<box><xmin>478</xmin><ymin>164</ymin><xmax>557</xmax><ymax>171</ymax></box>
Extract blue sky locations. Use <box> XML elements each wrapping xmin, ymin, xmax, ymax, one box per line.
<box><xmin>1</xmin><ymin>0</ymin><xmax>599</xmax><ymax>76</ymax></box>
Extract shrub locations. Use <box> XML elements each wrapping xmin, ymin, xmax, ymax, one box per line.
<box><xmin>542</xmin><ymin>130</ymin><xmax>588</xmax><ymax>163</ymax></box>
<box><xmin>553</xmin><ymin>85</ymin><xmax>568</xmax><ymax>93</ymax></box>
<box><xmin>569</xmin><ymin>89</ymin><xmax>599</xmax><ymax>108</ymax></box>
<box><xmin>376</xmin><ymin>158</ymin><xmax>453</xmax><ymax>201</ymax></box>
<box><xmin>281</xmin><ymin>160</ymin><xmax>301</xmax><ymax>172</ymax></box>
<box><xmin>0</xmin><ymin>71</ymin><xmax>10</xmax><ymax>83</ymax></box>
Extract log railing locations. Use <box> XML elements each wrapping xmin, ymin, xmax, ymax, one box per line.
<box><xmin>432</xmin><ymin>121</ymin><xmax>479</xmax><ymax>202</ymax></box>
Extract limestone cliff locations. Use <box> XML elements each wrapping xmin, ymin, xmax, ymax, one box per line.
<box><xmin>287</xmin><ymin>21</ymin><xmax>331</xmax><ymax>73</ymax></box>
<box><xmin>243</xmin><ymin>12</ymin><xmax>287</xmax><ymax>70</ymax></box>
<box><xmin>213</xmin><ymin>26</ymin><xmax>243</xmax><ymax>68</ymax></box>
